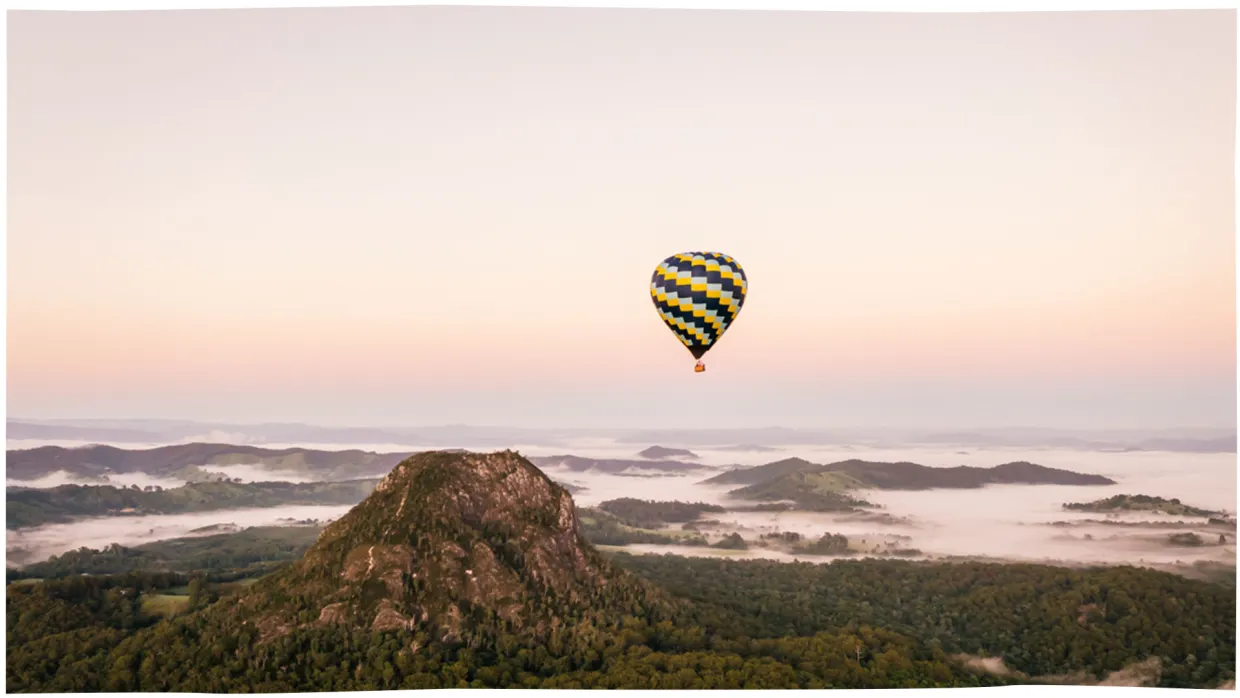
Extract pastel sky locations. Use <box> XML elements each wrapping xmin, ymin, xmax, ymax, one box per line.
<box><xmin>8</xmin><ymin>7</ymin><xmax>1236</xmax><ymax>429</ymax></box>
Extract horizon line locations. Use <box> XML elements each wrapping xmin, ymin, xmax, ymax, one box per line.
<box><xmin>5</xmin><ymin>417</ymin><xmax>1237</xmax><ymax>434</ymax></box>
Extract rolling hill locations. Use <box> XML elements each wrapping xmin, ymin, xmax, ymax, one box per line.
<box><xmin>709</xmin><ymin>457</ymin><xmax>1114</xmax><ymax>491</ymax></box>
<box><xmin>714</xmin><ymin>458</ymin><xmax>1116</xmax><ymax>511</ymax></box>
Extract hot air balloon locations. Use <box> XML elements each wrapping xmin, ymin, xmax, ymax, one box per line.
<box><xmin>649</xmin><ymin>251</ymin><xmax>748</xmax><ymax>372</ymax></box>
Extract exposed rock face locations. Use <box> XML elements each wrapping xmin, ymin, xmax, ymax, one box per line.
<box><xmin>220</xmin><ymin>450</ymin><xmax>667</xmax><ymax>643</ymax></box>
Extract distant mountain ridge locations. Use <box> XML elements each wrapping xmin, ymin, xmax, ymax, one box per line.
<box><xmin>706</xmin><ymin>458</ymin><xmax>1116</xmax><ymax>492</ymax></box>
<box><xmin>5</xmin><ymin>443</ymin><xmax>412</xmax><ymax>481</ymax></box>
<box><xmin>10</xmin><ymin>419</ymin><xmax>1235</xmax><ymax>453</ymax></box>
<box><xmin>703</xmin><ymin>457</ymin><xmax>1115</xmax><ymax>514</ymax></box>
<box><xmin>820</xmin><ymin>459</ymin><xmax>1117</xmax><ymax>490</ymax></box>
<box><xmin>529</xmin><ymin>455</ymin><xmax>709</xmax><ymax>474</ymax></box>
<box><xmin>637</xmin><ymin>446</ymin><xmax>698</xmax><ymax>460</ymax></box>
<box><xmin>714</xmin><ymin>444</ymin><xmax>782</xmax><ymax>453</ymax></box>
<box><xmin>612</xmin><ymin>427</ymin><xmax>1236</xmax><ymax>453</ymax></box>
<box><xmin>6</xmin><ymin>445</ymin><xmax>723</xmax><ymax>482</ymax></box>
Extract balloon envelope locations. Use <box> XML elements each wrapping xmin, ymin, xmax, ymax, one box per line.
<box><xmin>649</xmin><ymin>251</ymin><xmax>748</xmax><ymax>360</ymax></box>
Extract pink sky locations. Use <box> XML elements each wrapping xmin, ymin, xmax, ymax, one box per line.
<box><xmin>7</xmin><ymin>7</ymin><xmax>1236</xmax><ymax>429</ymax></box>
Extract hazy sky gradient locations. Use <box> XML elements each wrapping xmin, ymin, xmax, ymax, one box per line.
<box><xmin>8</xmin><ymin>7</ymin><xmax>1236</xmax><ymax>429</ymax></box>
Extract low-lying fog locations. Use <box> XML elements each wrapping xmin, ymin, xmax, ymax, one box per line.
<box><xmin>6</xmin><ymin>505</ymin><xmax>351</xmax><ymax>567</ymax></box>
<box><xmin>7</xmin><ymin>439</ymin><xmax>1236</xmax><ymax>571</ymax></box>
<box><xmin>7</xmin><ymin>470</ymin><xmax>189</xmax><ymax>490</ymax></box>
<box><xmin>550</xmin><ymin>444</ymin><xmax>1237</xmax><ymax>568</ymax></box>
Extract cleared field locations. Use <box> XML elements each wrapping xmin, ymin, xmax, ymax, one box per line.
<box><xmin>141</xmin><ymin>593</ymin><xmax>190</xmax><ymax>618</ymax></box>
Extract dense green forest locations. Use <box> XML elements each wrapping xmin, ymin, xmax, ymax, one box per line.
<box><xmin>611</xmin><ymin>553</ymin><xmax>1235</xmax><ymax>687</ymax></box>
<box><xmin>577</xmin><ymin>508</ymin><xmax>710</xmax><ymax>547</ymax></box>
<box><xmin>712</xmin><ymin>532</ymin><xmax>749</xmax><ymax>550</ymax></box>
<box><xmin>796</xmin><ymin>532</ymin><xmax>852</xmax><ymax>555</ymax></box>
<box><xmin>7</xmin><ymin>553</ymin><xmax>1233</xmax><ymax>691</ymax></box>
<box><xmin>7</xmin><ymin>480</ymin><xmax>377</xmax><ymax>529</ymax></box>
<box><xmin>5</xmin><ymin>569</ymin><xmax>1008</xmax><ymax>691</ymax></box>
